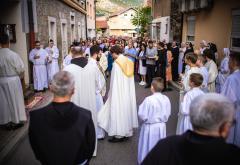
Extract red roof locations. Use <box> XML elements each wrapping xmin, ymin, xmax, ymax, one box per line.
<box><xmin>96</xmin><ymin>20</ymin><xmax>108</xmax><ymax>29</ymax></box>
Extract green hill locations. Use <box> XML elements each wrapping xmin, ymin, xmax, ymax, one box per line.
<box><xmin>96</xmin><ymin>0</ymin><xmax>144</xmax><ymax>16</ymax></box>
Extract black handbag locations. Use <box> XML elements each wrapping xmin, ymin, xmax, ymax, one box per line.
<box><xmin>142</xmin><ymin>59</ymin><xmax>147</xmax><ymax>66</ymax></box>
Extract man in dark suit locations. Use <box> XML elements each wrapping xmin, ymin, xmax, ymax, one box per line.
<box><xmin>142</xmin><ymin>93</ymin><xmax>240</xmax><ymax>165</ymax></box>
<box><xmin>29</xmin><ymin>71</ymin><xmax>96</xmax><ymax>165</ymax></box>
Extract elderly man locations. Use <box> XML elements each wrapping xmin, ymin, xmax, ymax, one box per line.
<box><xmin>29</xmin><ymin>71</ymin><xmax>96</xmax><ymax>165</ymax></box>
<box><xmin>142</xmin><ymin>93</ymin><xmax>240</xmax><ymax>165</ymax></box>
<box><xmin>0</xmin><ymin>33</ymin><xmax>26</xmax><ymax>129</ymax></box>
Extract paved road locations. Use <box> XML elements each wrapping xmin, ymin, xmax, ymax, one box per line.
<box><xmin>5</xmin><ymin>83</ymin><xmax>179</xmax><ymax>165</ymax></box>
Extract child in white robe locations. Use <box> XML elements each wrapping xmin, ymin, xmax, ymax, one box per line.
<box><xmin>138</xmin><ymin>77</ymin><xmax>171</xmax><ymax>164</ymax></box>
<box><xmin>176</xmin><ymin>73</ymin><xmax>205</xmax><ymax>135</ymax></box>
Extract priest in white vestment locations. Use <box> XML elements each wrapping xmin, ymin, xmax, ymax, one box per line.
<box><xmin>0</xmin><ymin>33</ymin><xmax>27</xmax><ymax>125</ymax></box>
<box><xmin>138</xmin><ymin>77</ymin><xmax>171</xmax><ymax>163</ymax></box>
<box><xmin>63</xmin><ymin>46</ymin><xmax>102</xmax><ymax>156</ymax></box>
<box><xmin>176</xmin><ymin>73</ymin><xmax>204</xmax><ymax>135</ymax></box>
<box><xmin>98</xmin><ymin>45</ymin><xmax>138</xmax><ymax>143</ymax></box>
<box><xmin>88</xmin><ymin>45</ymin><xmax>106</xmax><ymax>139</ymax></box>
<box><xmin>29</xmin><ymin>41</ymin><xmax>48</xmax><ymax>91</ymax></box>
<box><xmin>221</xmin><ymin>52</ymin><xmax>240</xmax><ymax>147</ymax></box>
<box><xmin>203</xmin><ymin>49</ymin><xmax>218</xmax><ymax>92</ymax></box>
<box><xmin>45</xmin><ymin>40</ymin><xmax>59</xmax><ymax>82</ymax></box>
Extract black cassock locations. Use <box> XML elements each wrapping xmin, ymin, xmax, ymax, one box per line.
<box><xmin>171</xmin><ymin>46</ymin><xmax>179</xmax><ymax>81</ymax></box>
<box><xmin>29</xmin><ymin>102</ymin><xmax>96</xmax><ymax>165</ymax></box>
<box><xmin>142</xmin><ymin>130</ymin><xmax>240</xmax><ymax>165</ymax></box>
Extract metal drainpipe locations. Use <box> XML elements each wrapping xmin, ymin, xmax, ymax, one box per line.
<box><xmin>85</xmin><ymin>1</ymin><xmax>88</xmax><ymax>39</ymax></box>
<box><xmin>27</xmin><ymin>0</ymin><xmax>35</xmax><ymax>84</ymax></box>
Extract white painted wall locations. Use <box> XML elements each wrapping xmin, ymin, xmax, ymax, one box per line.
<box><xmin>151</xmin><ymin>16</ymin><xmax>170</xmax><ymax>43</ymax></box>
<box><xmin>0</xmin><ymin>2</ymin><xmax>29</xmax><ymax>84</ymax></box>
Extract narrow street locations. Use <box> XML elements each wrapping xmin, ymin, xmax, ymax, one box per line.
<box><xmin>5</xmin><ymin>83</ymin><xmax>179</xmax><ymax>165</ymax></box>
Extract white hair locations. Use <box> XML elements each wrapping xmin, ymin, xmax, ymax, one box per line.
<box><xmin>50</xmin><ymin>71</ymin><xmax>75</xmax><ymax>97</ymax></box>
<box><xmin>190</xmin><ymin>93</ymin><xmax>234</xmax><ymax>132</ymax></box>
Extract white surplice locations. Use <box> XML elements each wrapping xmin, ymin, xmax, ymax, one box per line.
<box><xmin>138</xmin><ymin>92</ymin><xmax>171</xmax><ymax>164</ymax></box>
<box><xmin>221</xmin><ymin>69</ymin><xmax>240</xmax><ymax>147</ymax></box>
<box><xmin>98</xmin><ymin>55</ymin><xmax>138</xmax><ymax>137</ymax></box>
<box><xmin>88</xmin><ymin>58</ymin><xmax>106</xmax><ymax>139</ymax></box>
<box><xmin>29</xmin><ymin>48</ymin><xmax>48</xmax><ymax>90</ymax></box>
<box><xmin>45</xmin><ymin>46</ymin><xmax>59</xmax><ymax>81</ymax></box>
<box><xmin>62</xmin><ymin>54</ymin><xmax>72</xmax><ymax>68</ymax></box>
<box><xmin>182</xmin><ymin>66</ymin><xmax>203</xmax><ymax>92</ymax></box>
<box><xmin>200</xmin><ymin>66</ymin><xmax>209</xmax><ymax>92</ymax></box>
<box><xmin>0</xmin><ymin>48</ymin><xmax>27</xmax><ymax>124</ymax></box>
<box><xmin>205</xmin><ymin>60</ymin><xmax>218</xmax><ymax>92</ymax></box>
<box><xmin>176</xmin><ymin>87</ymin><xmax>204</xmax><ymax>135</ymax></box>
<box><xmin>64</xmin><ymin>62</ymin><xmax>102</xmax><ymax>156</ymax></box>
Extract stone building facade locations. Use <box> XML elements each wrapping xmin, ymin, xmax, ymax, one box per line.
<box><xmin>0</xmin><ymin>0</ymin><xmax>87</xmax><ymax>87</ymax></box>
<box><xmin>35</xmin><ymin>0</ymin><xmax>87</xmax><ymax>63</ymax></box>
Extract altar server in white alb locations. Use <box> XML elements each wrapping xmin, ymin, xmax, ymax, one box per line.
<box><xmin>138</xmin><ymin>77</ymin><xmax>171</xmax><ymax>164</ymax></box>
<box><xmin>98</xmin><ymin>45</ymin><xmax>138</xmax><ymax>143</ymax></box>
<box><xmin>88</xmin><ymin>45</ymin><xmax>106</xmax><ymax>139</ymax></box>
<box><xmin>0</xmin><ymin>33</ymin><xmax>27</xmax><ymax>126</ymax></box>
<box><xmin>29</xmin><ymin>41</ymin><xmax>48</xmax><ymax>91</ymax></box>
<box><xmin>176</xmin><ymin>73</ymin><xmax>205</xmax><ymax>135</ymax></box>
<box><xmin>45</xmin><ymin>39</ymin><xmax>59</xmax><ymax>82</ymax></box>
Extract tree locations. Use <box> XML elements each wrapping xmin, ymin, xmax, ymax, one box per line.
<box><xmin>131</xmin><ymin>6</ymin><xmax>151</xmax><ymax>36</ymax></box>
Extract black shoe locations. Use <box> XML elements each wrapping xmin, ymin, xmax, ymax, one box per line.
<box><xmin>108</xmin><ymin>137</ymin><xmax>129</xmax><ymax>143</ymax></box>
<box><xmin>98</xmin><ymin>137</ymin><xmax>105</xmax><ymax>141</ymax></box>
<box><xmin>144</xmin><ymin>85</ymin><xmax>151</xmax><ymax>88</ymax></box>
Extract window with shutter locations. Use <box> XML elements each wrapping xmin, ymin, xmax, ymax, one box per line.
<box><xmin>187</xmin><ymin>16</ymin><xmax>195</xmax><ymax>42</ymax></box>
<box><xmin>231</xmin><ymin>9</ymin><xmax>240</xmax><ymax>52</ymax></box>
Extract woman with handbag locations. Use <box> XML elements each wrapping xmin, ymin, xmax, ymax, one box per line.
<box><xmin>138</xmin><ymin>44</ymin><xmax>147</xmax><ymax>86</ymax></box>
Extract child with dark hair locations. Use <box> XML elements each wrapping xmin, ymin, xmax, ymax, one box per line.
<box><xmin>138</xmin><ymin>77</ymin><xmax>171</xmax><ymax>163</ymax></box>
<box><xmin>176</xmin><ymin>73</ymin><xmax>205</xmax><ymax>135</ymax></box>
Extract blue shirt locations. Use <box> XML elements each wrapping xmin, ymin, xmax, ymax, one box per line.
<box><xmin>124</xmin><ymin>47</ymin><xmax>137</xmax><ymax>62</ymax></box>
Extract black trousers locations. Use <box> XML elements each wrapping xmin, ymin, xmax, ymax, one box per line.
<box><xmin>146</xmin><ymin>64</ymin><xmax>156</xmax><ymax>85</ymax></box>
<box><xmin>156</xmin><ymin>65</ymin><xmax>167</xmax><ymax>89</ymax></box>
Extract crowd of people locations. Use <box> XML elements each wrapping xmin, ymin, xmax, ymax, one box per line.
<box><xmin>0</xmin><ymin>32</ymin><xmax>240</xmax><ymax>164</ymax></box>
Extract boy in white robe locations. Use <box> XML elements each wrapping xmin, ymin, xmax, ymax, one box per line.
<box><xmin>138</xmin><ymin>77</ymin><xmax>171</xmax><ymax>164</ymax></box>
<box><xmin>180</xmin><ymin>53</ymin><xmax>203</xmax><ymax>92</ymax></box>
<box><xmin>29</xmin><ymin>41</ymin><xmax>48</xmax><ymax>91</ymax></box>
<box><xmin>45</xmin><ymin>39</ymin><xmax>59</xmax><ymax>82</ymax></box>
<box><xmin>196</xmin><ymin>55</ymin><xmax>209</xmax><ymax>92</ymax></box>
<box><xmin>176</xmin><ymin>73</ymin><xmax>204</xmax><ymax>135</ymax></box>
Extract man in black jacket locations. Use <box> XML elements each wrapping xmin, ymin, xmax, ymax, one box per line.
<box><xmin>142</xmin><ymin>93</ymin><xmax>240</xmax><ymax>165</ymax></box>
<box><xmin>29</xmin><ymin>71</ymin><xmax>96</xmax><ymax>165</ymax></box>
<box><xmin>156</xmin><ymin>42</ymin><xmax>167</xmax><ymax>90</ymax></box>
